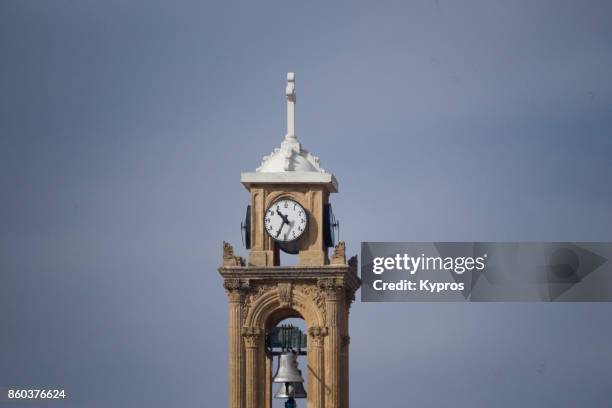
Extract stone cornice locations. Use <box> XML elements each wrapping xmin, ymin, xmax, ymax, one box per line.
<box><xmin>218</xmin><ymin>265</ymin><xmax>361</xmax><ymax>294</ymax></box>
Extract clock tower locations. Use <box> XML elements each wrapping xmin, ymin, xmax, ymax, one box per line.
<box><xmin>219</xmin><ymin>73</ymin><xmax>360</xmax><ymax>408</ymax></box>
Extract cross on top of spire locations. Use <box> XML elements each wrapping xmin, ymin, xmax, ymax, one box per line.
<box><xmin>285</xmin><ymin>72</ymin><xmax>296</xmax><ymax>140</ymax></box>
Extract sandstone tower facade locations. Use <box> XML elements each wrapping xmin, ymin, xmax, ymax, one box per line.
<box><xmin>219</xmin><ymin>73</ymin><xmax>360</xmax><ymax>408</ymax></box>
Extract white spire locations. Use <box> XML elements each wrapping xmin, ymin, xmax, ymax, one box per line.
<box><xmin>285</xmin><ymin>72</ymin><xmax>296</xmax><ymax>140</ymax></box>
<box><xmin>252</xmin><ymin>72</ymin><xmax>329</xmax><ymax>175</ymax></box>
<box><xmin>241</xmin><ymin>72</ymin><xmax>338</xmax><ymax>192</ymax></box>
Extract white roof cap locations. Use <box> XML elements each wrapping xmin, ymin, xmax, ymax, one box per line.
<box><xmin>241</xmin><ymin>73</ymin><xmax>338</xmax><ymax>192</ymax></box>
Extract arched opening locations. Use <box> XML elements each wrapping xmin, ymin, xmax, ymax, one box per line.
<box><xmin>266</xmin><ymin>314</ymin><xmax>308</xmax><ymax>408</ymax></box>
<box><xmin>239</xmin><ymin>284</ymin><xmax>328</xmax><ymax>408</ymax></box>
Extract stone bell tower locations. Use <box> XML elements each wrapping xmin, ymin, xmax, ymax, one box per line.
<box><xmin>219</xmin><ymin>73</ymin><xmax>360</xmax><ymax>408</ymax></box>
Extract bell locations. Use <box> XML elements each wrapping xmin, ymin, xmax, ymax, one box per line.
<box><xmin>274</xmin><ymin>380</ymin><xmax>307</xmax><ymax>399</ymax></box>
<box><xmin>273</xmin><ymin>351</ymin><xmax>304</xmax><ymax>383</ymax></box>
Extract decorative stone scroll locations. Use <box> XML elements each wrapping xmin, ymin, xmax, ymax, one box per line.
<box><xmin>241</xmin><ymin>284</ymin><xmax>276</xmax><ymax>325</ymax></box>
<box><xmin>295</xmin><ymin>284</ymin><xmax>326</xmax><ymax>324</ymax></box>
<box><xmin>223</xmin><ymin>241</ymin><xmax>245</xmax><ymax>266</ymax></box>
<box><xmin>330</xmin><ymin>241</ymin><xmax>346</xmax><ymax>265</ymax></box>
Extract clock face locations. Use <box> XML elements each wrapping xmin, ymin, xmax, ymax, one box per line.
<box><xmin>264</xmin><ymin>199</ymin><xmax>308</xmax><ymax>243</ymax></box>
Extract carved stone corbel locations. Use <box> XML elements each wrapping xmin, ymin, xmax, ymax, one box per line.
<box><xmin>277</xmin><ymin>283</ymin><xmax>293</xmax><ymax>308</ymax></box>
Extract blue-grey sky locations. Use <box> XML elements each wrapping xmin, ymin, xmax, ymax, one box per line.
<box><xmin>1</xmin><ymin>1</ymin><xmax>612</xmax><ymax>407</ymax></box>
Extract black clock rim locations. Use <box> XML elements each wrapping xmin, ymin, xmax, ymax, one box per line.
<box><xmin>264</xmin><ymin>198</ymin><xmax>309</xmax><ymax>244</ymax></box>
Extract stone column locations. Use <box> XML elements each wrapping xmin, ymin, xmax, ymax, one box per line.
<box><xmin>264</xmin><ymin>353</ymin><xmax>272</xmax><ymax>408</ymax></box>
<box><xmin>320</xmin><ymin>278</ymin><xmax>343</xmax><ymax>408</ymax></box>
<box><xmin>341</xmin><ymin>335</ymin><xmax>350</xmax><ymax>408</ymax></box>
<box><xmin>243</xmin><ymin>326</ymin><xmax>262</xmax><ymax>408</ymax></box>
<box><xmin>307</xmin><ymin>326</ymin><xmax>327</xmax><ymax>408</ymax></box>
<box><xmin>224</xmin><ymin>280</ymin><xmax>248</xmax><ymax>408</ymax></box>
<box><xmin>341</xmin><ymin>294</ymin><xmax>351</xmax><ymax>408</ymax></box>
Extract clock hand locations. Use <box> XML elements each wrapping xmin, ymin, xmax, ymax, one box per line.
<box><xmin>284</xmin><ymin>220</ymin><xmax>295</xmax><ymax>237</ymax></box>
<box><xmin>275</xmin><ymin>221</ymin><xmax>285</xmax><ymax>238</ymax></box>
<box><xmin>276</xmin><ymin>208</ymin><xmax>290</xmax><ymax>224</ymax></box>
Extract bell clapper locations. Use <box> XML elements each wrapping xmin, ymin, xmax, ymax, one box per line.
<box><xmin>285</xmin><ymin>397</ymin><xmax>296</xmax><ymax>408</ymax></box>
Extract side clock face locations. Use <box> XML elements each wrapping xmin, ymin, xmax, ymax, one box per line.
<box><xmin>264</xmin><ymin>199</ymin><xmax>308</xmax><ymax>243</ymax></box>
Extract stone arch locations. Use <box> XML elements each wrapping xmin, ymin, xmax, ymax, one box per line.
<box><xmin>244</xmin><ymin>285</ymin><xmax>325</xmax><ymax>331</ymax></box>
<box><xmin>242</xmin><ymin>284</ymin><xmax>327</xmax><ymax>408</ymax></box>
<box><xmin>264</xmin><ymin>190</ymin><xmax>308</xmax><ymax>211</ymax></box>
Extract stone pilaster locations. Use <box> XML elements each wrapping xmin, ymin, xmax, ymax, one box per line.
<box><xmin>307</xmin><ymin>326</ymin><xmax>328</xmax><ymax>408</ymax></box>
<box><xmin>342</xmin><ymin>290</ymin><xmax>352</xmax><ymax>408</ymax></box>
<box><xmin>264</xmin><ymin>353</ymin><xmax>272</xmax><ymax>408</ymax></box>
<box><xmin>242</xmin><ymin>326</ymin><xmax>262</xmax><ymax>408</ymax></box>
<box><xmin>319</xmin><ymin>278</ymin><xmax>344</xmax><ymax>408</ymax></box>
<box><xmin>341</xmin><ymin>335</ymin><xmax>350</xmax><ymax>408</ymax></box>
<box><xmin>224</xmin><ymin>279</ymin><xmax>249</xmax><ymax>408</ymax></box>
